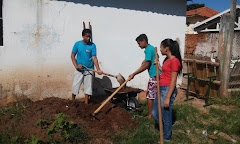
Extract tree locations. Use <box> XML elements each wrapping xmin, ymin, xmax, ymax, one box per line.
<box><xmin>187</xmin><ymin>4</ymin><xmax>205</xmax><ymax>11</ymax></box>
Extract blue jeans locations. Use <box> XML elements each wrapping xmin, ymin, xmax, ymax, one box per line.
<box><xmin>152</xmin><ymin>86</ymin><xmax>177</xmax><ymax>141</ymax></box>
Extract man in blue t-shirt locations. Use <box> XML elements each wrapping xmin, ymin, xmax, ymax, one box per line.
<box><xmin>71</xmin><ymin>29</ymin><xmax>103</xmax><ymax>104</ymax></box>
<box><xmin>129</xmin><ymin>34</ymin><xmax>161</xmax><ymax>118</ymax></box>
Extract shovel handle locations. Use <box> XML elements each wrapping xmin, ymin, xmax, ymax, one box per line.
<box><xmin>155</xmin><ymin>47</ymin><xmax>164</xmax><ymax>144</ymax></box>
<box><xmin>92</xmin><ymin>65</ymin><xmax>143</xmax><ymax>116</ymax></box>
<box><xmin>82</xmin><ymin>66</ymin><xmax>116</xmax><ymax>77</ymax></box>
<box><xmin>93</xmin><ymin>77</ymin><xmax>131</xmax><ymax>116</ymax></box>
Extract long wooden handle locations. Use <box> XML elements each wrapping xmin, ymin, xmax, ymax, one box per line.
<box><xmin>84</xmin><ymin>67</ymin><xmax>116</xmax><ymax>77</ymax></box>
<box><xmin>93</xmin><ymin>65</ymin><xmax>143</xmax><ymax>115</ymax></box>
<box><xmin>93</xmin><ymin>77</ymin><xmax>131</xmax><ymax>115</ymax></box>
<box><xmin>155</xmin><ymin>47</ymin><xmax>164</xmax><ymax>144</ymax></box>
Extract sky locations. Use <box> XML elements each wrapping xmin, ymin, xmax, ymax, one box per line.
<box><xmin>187</xmin><ymin>0</ymin><xmax>240</xmax><ymax>12</ymax></box>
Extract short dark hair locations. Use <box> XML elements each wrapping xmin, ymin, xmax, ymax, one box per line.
<box><xmin>136</xmin><ymin>34</ymin><xmax>148</xmax><ymax>43</ymax></box>
<box><xmin>82</xmin><ymin>29</ymin><xmax>92</xmax><ymax>36</ymax></box>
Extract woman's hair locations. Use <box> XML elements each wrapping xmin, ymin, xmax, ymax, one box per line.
<box><xmin>161</xmin><ymin>39</ymin><xmax>182</xmax><ymax>74</ymax></box>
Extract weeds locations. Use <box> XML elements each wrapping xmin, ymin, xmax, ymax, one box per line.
<box><xmin>109</xmin><ymin>100</ymin><xmax>159</xmax><ymax>144</ymax></box>
<box><xmin>24</xmin><ymin>135</ymin><xmax>42</xmax><ymax>144</ymax></box>
<box><xmin>212</xmin><ymin>91</ymin><xmax>240</xmax><ymax>107</ymax></box>
<box><xmin>0</xmin><ymin>125</ymin><xmax>25</xmax><ymax>144</ymax></box>
<box><xmin>0</xmin><ymin>102</ymin><xmax>26</xmax><ymax>118</ymax></box>
<box><xmin>36</xmin><ymin>113</ymin><xmax>89</xmax><ymax>144</ymax></box>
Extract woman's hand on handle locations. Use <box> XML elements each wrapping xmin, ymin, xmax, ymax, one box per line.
<box><xmin>154</xmin><ymin>59</ymin><xmax>159</xmax><ymax>65</ymax></box>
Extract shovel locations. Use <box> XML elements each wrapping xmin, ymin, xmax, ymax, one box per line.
<box><xmin>81</xmin><ymin>66</ymin><xmax>125</xmax><ymax>85</ymax></box>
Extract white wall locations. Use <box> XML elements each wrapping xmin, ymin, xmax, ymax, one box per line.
<box><xmin>0</xmin><ymin>0</ymin><xmax>186</xmax><ymax>102</ymax></box>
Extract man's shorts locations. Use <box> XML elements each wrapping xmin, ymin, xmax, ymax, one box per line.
<box><xmin>146</xmin><ymin>76</ymin><xmax>158</xmax><ymax>100</ymax></box>
<box><xmin>72</xmin><ymin>70</ymin><xmax>94</xmax><ymax>96</ymax></box>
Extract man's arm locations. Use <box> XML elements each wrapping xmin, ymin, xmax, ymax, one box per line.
<box><xmin>71</xmin><ymin>53</ymin><xmax>82</xmax><ymax>69</ymax></box>
<box><xmin>129</xmin><ymin>60</ymin><xmax>150</xmax><ymax>80</ymax></box>
<box><xmin>92</xmin><ymin>56</ymin><xmax>103</xmax><ymax>74</ymax></box>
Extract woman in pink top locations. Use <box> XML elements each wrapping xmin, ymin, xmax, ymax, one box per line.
<box><xmin>152</xmin><ymin>39</ymin><xmax>182</xmax><ymax>142</ymax></box>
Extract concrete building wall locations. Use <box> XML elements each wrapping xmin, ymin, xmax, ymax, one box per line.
<box><xmin>0</xmin><ymin>0</ymin><xmax>187</xmax><ymax>103</ymax></box>
<box><xmin>185</xmin><ymin>32</ymin><xmax>240</xmax><ymax>59</ymax></box>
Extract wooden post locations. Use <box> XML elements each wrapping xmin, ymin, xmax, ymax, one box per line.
<box><xmin>155</xmin><ymin>47</ymin><xmax>164</xmax><ymax>144</ymax></box>
<box><xmin>218</xmin><ymin>0</ymin><xmax>236</xmax><ymax>97</ymax></box>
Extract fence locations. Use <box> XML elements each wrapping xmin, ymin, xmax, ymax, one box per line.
<box><xmin>181</xmin><ymin>55</ymin><xmax>221</xmax><ymax>98</ymax></box>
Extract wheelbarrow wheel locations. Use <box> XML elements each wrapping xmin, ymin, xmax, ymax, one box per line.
<box><xmin>127</xmin><ymin>97</ymin><xmax>140</xmax><ymax>111</ymax></box>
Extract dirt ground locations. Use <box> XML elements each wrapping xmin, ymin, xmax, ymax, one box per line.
<box><xmin>0</xmin><ymin>97</ymin><xmax>137</xmax><ymax>143</ymax></box>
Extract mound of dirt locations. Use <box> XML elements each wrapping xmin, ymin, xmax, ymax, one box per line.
<box><xmin>0</xmin><ymin>97</ymin><xmax>137</xmax><ymax>142</ymax></box>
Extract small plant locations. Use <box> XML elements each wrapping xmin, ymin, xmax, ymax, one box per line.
<box><xmin>36</xmin><ymin>119</ymin><xmax>50</xmax><ymax>129</ymax></box>
<box><xmin>47</xmin><ymin>113</ymin><xmax>72</xmax><ymax>140</ymax></box>
<box><xmin>0</xmin><ymin>102</ymin><xmax>27</xmax><ymax>118</ymax></box>
<box><xmin>41</xmin><ymin>113</ymin><xmax>89</xmax><ymax>143</ymax></box>
<box><xmin>24</xmin><ymin>135</ymin><xmax>42</xmax><ymax>144</ymax></box>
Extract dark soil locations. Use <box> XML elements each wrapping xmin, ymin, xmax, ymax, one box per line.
<box><xmin>105</xmin><ymin>86</ymin><xmax>142</xmax><ymax>93</ymax></box>
<box><xmin>0</xmin><ymin>97</ymin><xmax>137</xmax><ymax>143</ymax></box>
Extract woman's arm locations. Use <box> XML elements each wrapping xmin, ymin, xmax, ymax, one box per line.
<box><xmin>163</xmin><ymin>71</ymin><xmax>178</xmax><ymax>108</ymax></box>
<box><xmin>159</xmin><ymin>66</ymin><xmax>162</xmax><ymax>71</ymax></box>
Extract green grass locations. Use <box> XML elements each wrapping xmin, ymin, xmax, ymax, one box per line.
<box><xmin>0</xmin><ymin>102</ymin><xmax>27</xmax><ymax>119</ymax></box>
<box><xmin>212</xmin><ymin>91</ymin><xmax>240</xmax><ymax>107</ymax></box>
<box><xmin>0</xmin><ymin>125</ymin><xmax>25</xmax><ymax>144</ymax></box>
<box><xmin>114</xmin><ymin>98</ymin><xmax>240</xmax><ymax>144</ymax></box>
<box><xmin>110</xmin><ymin>99</ymin><xmax>239</xmax><ymax>143</ymax></box>
<box><xmin>169</xmin><ymin>103</ymin><xmax>240</xmax><ymax>144</ymax></box>
<box><xmin>110</xmin><ymin>100</ymin><xmax>160</xmax><ymax>144</ymax></box>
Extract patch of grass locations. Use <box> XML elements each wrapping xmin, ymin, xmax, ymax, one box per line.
<box><xmin>173</xmin><ymin>104</ymin><xmax>200</xmax><ymax>121</ymax></box>
<box><xmin>212</xmin><ymin>91</ymin><xmax>240</xmax><ymax>107</ymax></box>
<box><xmin>68</xmin><ymin>123</ymin><xmax>89</xmax><ymax>144</ymax></box>
<box><xmin>0</xmin><ymin>125</ymin><xmax>25</xmax><ymax>144</ymax></box>
<box><xmin>126</xmin><ymin>117</ymin><xmax>159</xmax><ymax>144</ymax></box>
<box><xmin>0</xmin><ymin>102</ymin><xmax>26</xmax><ymax>118</ymax></box>
<box><xmin>208</xmin><ymin>107</ymin><xmax>240</xmax><ymax>135</ymax></box>
<box><xmin>109</xmin><ymin>132</ymin><xmax>129</xmax><ymax>144</ymax></box>
<box><xmin>109</xmin><ymin>100</ymin><xmax>159</xmax><ymax>144</ymax></box>
<box><xmin>24</xmin><ymin>135</ymin><xmax>43</xmax><ymax>144</ymax></box>
<box><xmin>169</xmin><ymin>103</ymin><xmax>240</xmax><ymax>143</ymax></box>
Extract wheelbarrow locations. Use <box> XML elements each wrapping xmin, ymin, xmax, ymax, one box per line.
<box><xmin>104</xmin><ymin>87</ymin><xmax>142</xmax><ymax>111</ymax></box>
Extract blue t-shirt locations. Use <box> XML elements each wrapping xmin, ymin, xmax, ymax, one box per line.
<box><xmin>144</xmin><ymin>44</ymin><xmax>161</xmax><ymax>78</ymax></box>
<box><xmin>72</xmin><ymin>41</ymin><xmax>96</xmax><ymax>69</ymax></box>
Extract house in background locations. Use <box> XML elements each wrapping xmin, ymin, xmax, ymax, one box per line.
<box><xmin>188</xmin><ymin>5</ymin><xmax>240</xmax><ymax>59</ymax></box>
<box><xmin>0</xmin><ymin>0</ymin><xmax>187</xmax><ymax>103</ymax></box>
<box><xmin>186</xmin><ymin>6</ymin><xmax>219</xmax><ymax>34</ymax></box>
